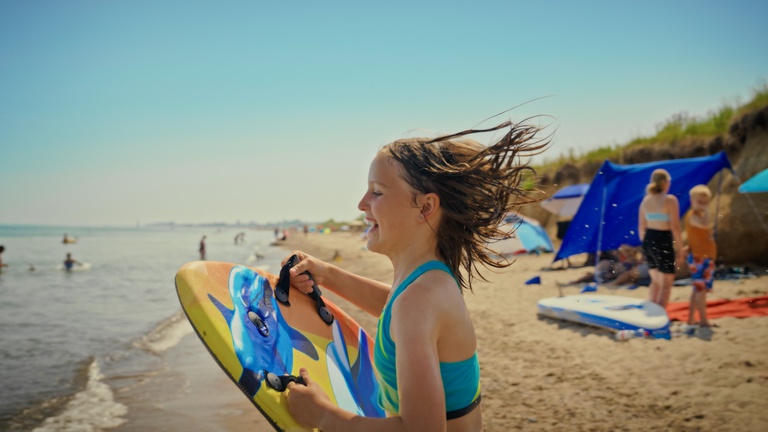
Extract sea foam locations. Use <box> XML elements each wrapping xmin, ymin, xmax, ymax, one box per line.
<box><xmin>31</xmin><ymin>360</ymin><xmax>127</xmax><ymax>432</ymax></box>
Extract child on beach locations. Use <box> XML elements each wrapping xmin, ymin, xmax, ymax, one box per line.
<box><xmin>282</xmin><ymin>120</ymin><xmax>548</xmax><ymax>431</ymax></box>
<box><xmin>638</xmin><ymin>169</ymin><xmax>683</xmax><ymax>308</ymax></box>
<box><xmin>684</xmin><ymin>185</ymin><xmax>717</xmax><ymax>327</ymax></box>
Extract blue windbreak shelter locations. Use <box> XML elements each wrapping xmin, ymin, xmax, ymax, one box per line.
<box><xmin>554</xmin><ymin>151</ymin><xmax>732</xmax><ymax>261</ymax></box>
<box><xmin>738</xmin><ymin>168</ymin><xmax>768</xmax><ymax>193</ymax></box>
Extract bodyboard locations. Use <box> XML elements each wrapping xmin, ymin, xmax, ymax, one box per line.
<box><xmin>537</xmin><ymin>294</ymin><xmax>671</xmax><ymax>339</ymax></box>
<box><xmin>175</xmin><ymin>261</ymin><xmax>384</xmax><ymax>431</ymax></box>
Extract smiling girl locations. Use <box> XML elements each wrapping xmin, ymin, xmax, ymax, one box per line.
<box><xmin>282</xmin><ymin>120</ymin><xmax>548</xmax><ymax>431</ymax></box>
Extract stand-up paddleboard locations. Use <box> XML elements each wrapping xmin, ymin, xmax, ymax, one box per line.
<box><xmin>537</xmin><ymin>294</ymin><xmax>671</xmax><ymax>339</ymax></box>
<box><xmin>175</xmin><ymin>256</ymin><xmax>384</xmax><ymax>431</ymax></box>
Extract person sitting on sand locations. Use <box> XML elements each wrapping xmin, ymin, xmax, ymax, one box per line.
<box><xmin>560</xmin><ymin>250</ymin><xmax>626</xmax><ymax>285</ymax></box>
<box><xmin>64</xmin><ymin>253</ymin><xmax>80</xmax><ymax>271</ymax></box>
<box><xmin>281</xmin><ymin>119</ymin><xmax>549</xmax><ymax>431</ymax></box>
<box><xmin>684</xmin><ymin>185</ymin><xmax>717</xmax><ymax>327</ymax></box>
<box><xmin>604</xmin><ymin>245</ymin><xmax>651</xmax><ymax>287</ymax></box>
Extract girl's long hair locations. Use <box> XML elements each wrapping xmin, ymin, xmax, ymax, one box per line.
<box><xmin>382</xmin><ymin>119</ymin><xmax>550</xmax><ymax>292</ymax></box>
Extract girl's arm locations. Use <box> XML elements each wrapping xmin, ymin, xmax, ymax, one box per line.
<box><xmin>290</xmin><ymin>278</ymin><xmax>448</xmax><ymax>432</ymax></box>
<box><xmin>638</xmin><ymin>198</ymin><xmax>647</xmax><ymax>241</ymax></box>
<box><xmin>285</xmin><ymin>251</ymin><xmax>391</xmax><ymax>317</ymax></box>
<box><xmin>668</xmin><ymin>196</ymin><xmax>684</xmax><ymax>257</ymax></box>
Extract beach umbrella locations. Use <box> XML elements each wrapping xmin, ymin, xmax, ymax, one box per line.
<box><xmin>540</xmin><ymin>183</ymin><xmax>590</xmax><ymax>218</ymax></box>
<box><xmin>488</xmin><ymin>215</ymin><xmax>554</xmax><ymax>257</ymax></box>
<box><xmin>738</xmin><ymin>168</ymin><xmax>768</xmax><ymax>193</ymax></box>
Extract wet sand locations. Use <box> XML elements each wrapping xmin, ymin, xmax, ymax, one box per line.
<box><xmin>118</xmin><ymin>231</ymin><xmax>768</xmax><ymax>431</ymax></box>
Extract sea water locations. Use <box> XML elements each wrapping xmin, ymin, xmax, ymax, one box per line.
<box><xmin>0</xmin><ymin>225</ymin><xmax>285</xmax><ymax>431</ymax></box>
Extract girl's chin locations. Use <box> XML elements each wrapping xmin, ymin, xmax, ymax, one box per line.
<box><xmin>366</xmin><ymin>232</ymin><xmax>381</xmax><ymax>252</ymax></box>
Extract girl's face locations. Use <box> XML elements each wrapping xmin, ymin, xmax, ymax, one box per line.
<box><xmin>691</xmin><ymin>194</ymin><xmax>710</xmax><ymax>211</ymax></box>
<box><xmin>358</xmin><ymin>153</ymin><xmax>419</xmax><ymax>255</ymax></box>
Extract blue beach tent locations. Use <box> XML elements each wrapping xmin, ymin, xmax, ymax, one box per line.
<box><xmin>554</xmin><ymin>152</ymin><xmax>732</xmax><ymax>262</ymax></box>
<box><xmin>490</xmin><ymin>215</ymin><xmax>554</xmax><ymax>256</ymax></box>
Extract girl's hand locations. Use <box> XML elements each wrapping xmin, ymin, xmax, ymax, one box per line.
<box><xmin>282</xmin><ymin>251</ymin><xmax>331</xmax><ymax>294</ymax></box>
<box><xmin>675</xmin><ymin>249</ymin><xmax>686</xmax><ymax>267</ymax></box>
<box><xmin>286</xmin><ymin>368</ymin><xmax>333</xmax><ymax>429</ymax></box>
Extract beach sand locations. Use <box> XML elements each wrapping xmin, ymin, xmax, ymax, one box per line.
<box><xmin>118</xmin><ymin>232</ymin><xmax>768</xmax><ymax>431</ymax></box>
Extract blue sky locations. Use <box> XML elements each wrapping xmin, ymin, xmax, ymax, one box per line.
<box><xmin>1</xmin><ymin>0</ymin><xmax>766</xmax><ymax>226</ymax></box>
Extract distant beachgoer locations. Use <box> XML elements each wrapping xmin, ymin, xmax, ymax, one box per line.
<box><xmin>331</xmin><ymin>250</ymin><xmax>342</xmax><ymax>262</ymax></box>
<box><xmin>199</xmin><ymin>235</ymin><xmax>207</xmax><ymax>260</ymax></box>
<box><xmin>303</xmin><ymin>224</ymin><xmax>309</xmax><ymax>236</ymax></box>
<box><xmin>29</xmin><ymin>263</ymin><xmax>35</xmax><ymax>272</ymax></box>
<box><xmin>605</xmin><ymin>246</ymin><xmax>650</xmax><ymax>287</ymax></box>
<box><xmin>684</xmin><ymin>185</ymin><xmax>717</xmax><ymax>327</ymax></box>
<box><xmin>553</xmin><ymin>218</ymin><xmax>573</xmax><ymax>269</ymax></box>
<box><xmin>281</xmin><ymin>119</ymin><xmax>549</xmax><ymax>430</ymax></box>
<box><xmin>234</xmin><ymin>232</ymin><xmax>245</xmax><ymax>245</ymax></box>
<box><xmin>639</xmin><ymin>169</ymin><xmax>683</xmax><ymax>308</ymax></box>
<box><xmin>560</xmin><ymin>250</ymin><xmax>625</xmax><ymax>285</ymax></box>
<box><xmin>64</xmin><ymin>253</ymin><xmax>80</xmax><ymax>271</ymax></box>
<box><xmin>0</xmin><ymin>245</ymin><xmax>7</xmax><ymax>272</ymax></box>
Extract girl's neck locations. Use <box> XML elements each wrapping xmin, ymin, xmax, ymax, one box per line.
<box><xmin>388</xmin><ymin>242</ymin><xmax>440</xmax><ymax>288</ymax></box>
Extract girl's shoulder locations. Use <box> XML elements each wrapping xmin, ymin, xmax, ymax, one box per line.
<box><xmin>394</xmin><ymin>270</ymin><xmax>462</xmax><ymax>312</ymax></box>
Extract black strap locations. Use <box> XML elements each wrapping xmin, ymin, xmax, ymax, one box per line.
<box><xmin>446</xmin><ymin>394</ymin><xmax>482</xmax><ymax>420</ymax></box>
<box><xmin>264</xmin><ymin>371</ymin><xmax>306</xmax><ymax>392</ymax></box>
<box><xmin>274</xmin><ymin>255</ymin><xmax>296</xmax><ymax>305</ymax></box>
<box><xmin>274</xmin><ymin>254</ymin><xmax>334</xmax><ymax>325</ymax></box>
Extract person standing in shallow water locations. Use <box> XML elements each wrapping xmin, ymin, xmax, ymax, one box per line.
<box><xmin>638</xmin><ymin>169</ymin><xmax>683</xmax><ymax>308</ymax></box>
<box><xmin>282</xmin><ymin>119</ymin><xmax>550</xmax><ymax>431</ymax></box>
<box><xmin>64</xmin><ymin>252</ymin><xmax>80</xmax><ymax>271</ymax></box>
<box><xmin>199</xmin><ymin>235</ymin><xmax>207</xmax><ymax>260</ymax></box>
<box><xmin>0</xmin><ymin>245</ymin><xmax>8</xmax><ymax>272</ymax></box>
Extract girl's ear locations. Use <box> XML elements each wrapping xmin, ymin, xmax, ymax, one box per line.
<box><xmin>419</xmin><ymin>193</ymin><xmax>441</xmax><ymax>220</ymax></box>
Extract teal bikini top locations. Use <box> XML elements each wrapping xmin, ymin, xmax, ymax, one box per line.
<box><xmin>374</xmin><ymin>261</ymin><xmax>481</xmax><ymax>419</ymax></box>
<box><xmin>645</xmin><ymin>212</ymin><xmax>670</xmax><ymax>222</ymax></box>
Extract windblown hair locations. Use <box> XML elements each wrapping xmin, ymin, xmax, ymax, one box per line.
<box><xmin>381</xmin><ymin>120</ymin><xmax>550</xmax><ymax>293</ymax></box>
<box><xmin>646</xmin><ymin>169</ymin><xmax>671</xmax><ymax>194</ymax></box>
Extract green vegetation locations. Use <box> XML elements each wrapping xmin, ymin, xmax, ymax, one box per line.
<box><xmin>538</xmin><ymin>82</ymin><xmax>768</xmax><ymax>170</ymax></box>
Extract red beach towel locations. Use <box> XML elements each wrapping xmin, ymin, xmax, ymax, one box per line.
<box><xmin>666</xmin><ymin>295</ymin><xmax>768</xmax><ymax>321</ymax></box>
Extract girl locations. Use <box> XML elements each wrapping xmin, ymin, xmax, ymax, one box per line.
<box><xmin>638</xmin><ymin>169</ymin><xmax>683</xmax><ymax>308</ymax></box>
<box><xmin>684</xmin><ymin>185</ymin><xmax>717</xmax><ymax>326</ymax></box>
<box><xmin>283</xmin><ymin>120</ymin><xmax>548</xmax><ymax>431</ymax></box>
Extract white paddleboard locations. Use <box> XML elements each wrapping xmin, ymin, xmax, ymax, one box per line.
<box><xmin>57</xmin><ymin>263</ymin><xmax>92</xmax><ymax>272</ymax></box>
<box><xmin>537</xmin><ymin>294</ymin><xmax>670</xmax><ymax>339</ymax></box>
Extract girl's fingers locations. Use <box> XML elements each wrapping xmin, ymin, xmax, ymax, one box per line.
<box><xmin>299</xmin><ymin>368</ymin><xmax>311</xmax><ymax>385</ymax></box>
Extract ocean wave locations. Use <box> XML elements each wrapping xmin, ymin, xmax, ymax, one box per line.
<box><xmin>132</xmin><ymin>310</ymin><xmax>193</xmax><ymax>355</ymax></box>
<box><xmin>31</xmin><ymin>360</ymin><xmax>127</xmax><ymax>432</ymax></box>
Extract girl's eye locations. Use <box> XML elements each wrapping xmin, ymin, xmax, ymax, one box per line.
<box><xmin>372</xmin><ymin>191</ymin><xmax>383</xmax><ymax>197</ymax></box>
